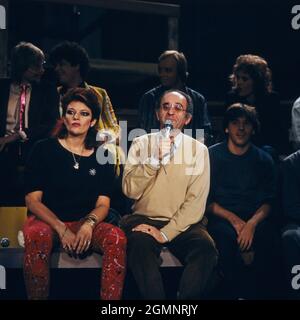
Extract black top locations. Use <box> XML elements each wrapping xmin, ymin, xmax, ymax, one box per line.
<box><xmin>25</xmin><ymin>138</ymin><xmax>115</xmax><ymax>221</ymax></box>
<box><xmin>282</xmin><ymin>150</ymin><xmax>300</xmax><ymax>224</ymax></box>
<box><xmin>208</xmin><ymin>142</ymin><xmax>276</xmax><ymax>221</ymax></box>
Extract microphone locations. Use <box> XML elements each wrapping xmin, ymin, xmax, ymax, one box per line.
<box><xmin>163</xmin><ymin>120</ymin><xmax>173</xmax><ymax>138</ymax></box>
<box><xmin>159</xmin><ymin>120</ymin><xmax>173</xmax><ymax>174</ymax></box>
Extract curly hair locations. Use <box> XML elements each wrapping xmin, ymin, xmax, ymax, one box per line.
<box><xmin>49</xmin><ymin>41</ymin><xmax>90</xmax><ymax>80</ymax></box>
<box><xmin>229</xmin><ymin>54</ymin><xmax>273</xmax><ymax>95</ymax></box>
<box><xmin>52</xmin><ymin>87</ymin><xmax>101</xmax><ymax>149</ymax></box>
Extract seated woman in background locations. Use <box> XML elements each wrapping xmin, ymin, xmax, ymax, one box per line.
<box><xmin>23</xmin><ymin>87</ymin><xmax>127</xmax><ymax>300</ymax></box>
<box><xmin>225</xmin><ymin>54</ymin><xmax>288</xmax><ymax>156</ymax></box>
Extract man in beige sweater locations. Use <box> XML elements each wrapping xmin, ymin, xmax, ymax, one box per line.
<box><xmin>121</xmin><ymin>89</ymin><xmax>218</xmax><ymax>299</ymax></box>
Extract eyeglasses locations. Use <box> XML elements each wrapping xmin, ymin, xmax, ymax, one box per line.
<box><xmin>161</xmin><ymin>103</ymin><xmax>186</xmax><ymax>112</ymax></box>
<box><xmin>66</xmin><ymin>109</ymin><xmax>91</xmax><ymax>118</ymax></box>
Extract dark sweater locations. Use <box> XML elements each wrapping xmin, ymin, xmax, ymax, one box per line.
<box><xmin>208</xmin><ymin>142</ymin><xmax>276</xmax><ymax>220</ymax></box>
<box><xmin>25</xmin><ymin>138</ymin><xmax>114</xmax><ymax>221</ymax></box>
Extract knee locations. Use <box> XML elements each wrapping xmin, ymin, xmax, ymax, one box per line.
<box><xmin>201</xmin><ymin>235</ymin><xmax>219</xmax><ymax>257</ymax></box>
<box><xmin>127</xmin><ymin>232</ymin><xmax>154</xmax><ymax>249</ymax></box>
<box><xmin>188</xmin><ymin>237</ymin><xmax>218</xmax><ymax>265</ymax></box>
<box><xmin>195</xmin><ymin>249</ymin><xmax>218</xmax><ymax>270</ymax></box>
<box><xmin>23</xmin><ymin>225</ymin><xmax>53</xmax><ymax>251</ymax></box>
<box><xmin>201</xmin><ymin>244</ymin><xmax>219</xmax><ymax>265</ymax></box>
<box><xmin>127</xmin><ymin>233</ymin><xmax>158</xmax><ymax>260</ymax></box>
<box><xmin>116</xmin><ymin>227</ymin><xmax>127</xmax><ymax>248</ymax></box>
<box><xmin>127</xmin><ymin>238</ymin><xmax>161</xmax><ymax>273</ymax></box>
<box><xmin>103</xmin><ymin>226</ymin><xmax>127</xmax><ymax>249</ymax></box>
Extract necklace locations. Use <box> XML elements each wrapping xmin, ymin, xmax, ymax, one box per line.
<box><xmin>71</xmin><ymin>152</ymin><xmax>80</xmax><ymax>170</ymax></box>
<box><xmin>64</xmin><ymin>139</ymin><xmax>84</xmax><ymax>170</ymax></box>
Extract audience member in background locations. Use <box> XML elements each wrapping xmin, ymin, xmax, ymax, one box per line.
<box><xmin>291</xmin><ymin>96</ymin><xmax>300</xmax><ymax>150</ymax></box>
<box><xmin>49</xmin><ymin>41</ymin><xmax>119</xmax><ymax>139</ymax></box>
<box><xmin>23</xmin><ymin>88</ymin><xmax>126</xmax><ymax>300</ymax></box>
<box><xmin>0</xmin><ymin>42</ymin><xmax>59</xmax><ymax>205</ymax></box>
<box><xmin>281</xmin><ymin>149</ymin><xmax>300</xmax><ymax>299</ymax></box>
<box><xmin>207</xmin><ymin>103</ymin><xmax>281</xmax><ymax>299</ymax></box>
<box><xmin>50</xmin><ymin>41</ymin><xmax>126</xmax><ymax>219</ymax></box>
<box><xmin>122</xmin><ymin>89</ymin><xmax>218</xmax><ymax>300</ymax></box>
<box><xmin>139</xmin><ymin>50</ymin><xmax>213</xmax><ymax>144</ymax></box>
<box><xmin>225</xmin><ymin>54</ymin><xmax>287</xmax><ymax>157</ymax></box>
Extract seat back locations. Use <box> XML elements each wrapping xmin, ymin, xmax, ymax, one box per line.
<box><xmin>0</xmin><ymin>207</ymin><xmax>27</xmax><ymax>247</ymax></box>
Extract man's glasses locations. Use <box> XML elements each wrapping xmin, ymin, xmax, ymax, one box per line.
<box><xmin>161</xmin><ymin>103</ymin><xmax>186</xmax><ymax>112</ymax></box>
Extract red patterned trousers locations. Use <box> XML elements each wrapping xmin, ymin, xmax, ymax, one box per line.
<box><xmin>23</xmin><ymin>215</ymin><xmax>127</xmax><ymax>300</ymax></box>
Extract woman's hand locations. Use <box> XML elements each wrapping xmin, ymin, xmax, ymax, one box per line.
<box><xmin>59</xmin><ymin>226</ymin><xmax>76</xmax><ymax>254</ymax></box>
<box><xmin>72</xmin><ymin>223</ymin><xmax>93</xmax><ymax>254</ymax></box>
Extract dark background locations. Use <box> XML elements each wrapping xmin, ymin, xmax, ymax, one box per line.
<box><xmin>5</xmin><ymin>0</ymin><xmax>300</xmax><ymax>108</ymax></box>
<box><xmin>1</xmin><ymin>0</ymin><xmax>298</xmax><ymax>301</ymax></box>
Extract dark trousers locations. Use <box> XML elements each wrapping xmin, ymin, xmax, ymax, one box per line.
<box><xmin>120</xmin><ymin>214</ymin><xmax>218</xmax><ymax>300</ymax></box>
<box><xmin>282</xmin><ymin>223</ymin><xmax>300</xmax><ymax>299</ymax></box>
<box><xmin>208</xmin><ymin>217</ymin><xmax>282</xmax><ymax>299</ymax></box>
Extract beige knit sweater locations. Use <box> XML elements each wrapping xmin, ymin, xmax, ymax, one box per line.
<box><xmin>122</xmin><ymin>133</ymin><xmax>210</xmax><ymax>241</ymax></box>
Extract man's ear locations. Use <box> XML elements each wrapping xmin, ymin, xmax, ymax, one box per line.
<box><xmin>184</xmin><ymin>114</ymin><xmax>192</xmax><ymax>126</ymax></box>
<box><xmin>155</xmin><ymin>110</ymin><xmax>160</xmax><ymax>121</ymax></box>
<box><xmin>225</xmin><ymin>128</ymin><xmax>229</xmax><ymax>133</ymax></box>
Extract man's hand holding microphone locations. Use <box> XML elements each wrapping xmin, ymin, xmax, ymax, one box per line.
<box><xmin>155</xmin><ymin>120</ymin><xmax>175</xmax><ymax>173</ymax></box>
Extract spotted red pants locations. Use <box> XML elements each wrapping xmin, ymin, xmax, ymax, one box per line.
<box><xmin>23</xmin><ymin>215</ymin><xmax>127</xmax><ymax>300</ymax></box>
